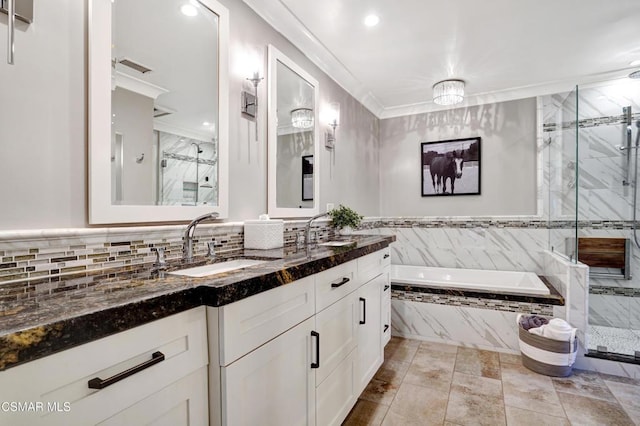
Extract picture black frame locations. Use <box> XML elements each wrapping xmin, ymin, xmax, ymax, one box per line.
<box><xmin>421</xmin><ymin>137</ymin><xmax>481</xmax><ymax>197</ymax></box>
<box><xmin>302</xmin><ymin>155</ymin><xmax>314</xmax><ymax>201</ymax></box>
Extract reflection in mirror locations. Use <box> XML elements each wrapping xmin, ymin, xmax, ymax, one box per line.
<box><xmin>302</xmin><ymin>155</ymin><xmax>313</xmax><ymax>201</ymax></box>
<box><xmin>267</xmin><ymin>45</ymin><xmax>320</xmax><ymax>218</ymax></box>
<box><xmin>111</xmin><ymin>0</ymin><xmax>218</xmax><ymax>206</ymax></box>
<box><xmin>89</xmin><ymin>0</ymin><xmax>229</xmax><ymax>223</ymax></box>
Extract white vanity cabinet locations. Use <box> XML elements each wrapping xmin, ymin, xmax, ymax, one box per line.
<box><xmin>213</xmin><ymin>248</ymin><xmax>391</xmax><ymax>426</ymax></box>
<box><xmin>0</xmin><ymin>307</ymin><xmax>209</xmax><ymax>426</ymax></box>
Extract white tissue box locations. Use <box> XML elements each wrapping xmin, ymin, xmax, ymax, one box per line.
<box><xmin>244</xmin><ymin>220</ymin><xmax>284</xmax><ymax>249</ymax></box>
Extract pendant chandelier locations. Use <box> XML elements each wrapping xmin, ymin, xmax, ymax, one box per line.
<box><xmin>291</xmin><ymin>108</ymin><xmax>314</xmax><ymax>129</ymax></box>
<box><xmin>432</xmin><ymin>79</ymin><xmax>465</xmax><ymax>106</ymax></box>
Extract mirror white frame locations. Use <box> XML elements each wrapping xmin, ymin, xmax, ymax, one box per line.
<box><xmin>88</xmin><ymin>0</ymin><xmax>229</xmax><ymax>224</ymax></box>
<box><xmin>267</xmin><ymin>45</ymin><xmax>320</xmax><ymax>218</ymax></box>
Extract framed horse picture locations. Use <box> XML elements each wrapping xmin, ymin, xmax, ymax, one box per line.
<box><xmin>421</xmin><ymin>137</ymin><xmax>481</xmax><ymax>196</ymax></box>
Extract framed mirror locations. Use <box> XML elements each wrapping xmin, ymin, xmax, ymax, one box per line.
<box><xmin>267</xmin><ymin>45</ymin><xmax>320</xmax><ymax>218</ymax></box>
<box><xmin>88</xmin><ymin>0</ymin><xmax>229</xmax><ymax>224</ymax></box>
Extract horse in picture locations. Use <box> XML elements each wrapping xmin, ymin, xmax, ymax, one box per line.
<box><xmin>429</xmin><ymin>150</ymin><xmax>464</xmax><ymax>194</ymax></box>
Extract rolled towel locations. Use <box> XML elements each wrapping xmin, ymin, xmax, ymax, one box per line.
<box><xmin>543</xmin><ymin>318</ymin><xmax>575</xmax><ymax>342</ymax></box>
<box><xmin>519</xmin><ymin>315</ymin><xmax>549</xmax><ymax>330</ymax></box>
<box><xmin>528</xmin><ymin>325</ymin><xmax>546</xmax><ymax>336</ymax></box>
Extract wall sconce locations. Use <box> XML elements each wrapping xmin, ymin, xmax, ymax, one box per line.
<box><xmin>324</xmin><ymin>102</ymin><xmax>340</xmax><ymax>149</ymax></box>
<box><xmin>241</xmin><ymin>71</ymin><xmax>263</xmax><ymax>140</ymax></box>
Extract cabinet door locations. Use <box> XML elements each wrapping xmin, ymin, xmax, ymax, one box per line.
<box><xmin>356</xmin><ymin>274</ymin><xmax>384</xmax><ymax>395</ymax></box>
<box><xmin>222</xmin><ymin>317</ymin><xmax>316</xmax><ymax>426</ymax></box>
<box><xmin>316</xmin><ymin>349</ymin><xmax>357</xmax><ymax>426</ymax></box>
<box><xmin>314</xmin><ymin>292</ymin><xmax>358</xmax><ymax>385</ymax></box>
<box><xmin>97</xmin><ymin>367</ymin><xmax>208</xmax><ymax>426</ymax></box>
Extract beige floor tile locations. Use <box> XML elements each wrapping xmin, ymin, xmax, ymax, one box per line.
<box><xmin>374</xmin><ymin>359</ymin><xmax>410</xmax><ymax>387</ymax></box>
<box><xmin>599</xmin><ymin>373</ymin><xmax>640</xmax><ymax>387</ymax></box>
<box><xmin>455</xmin><ymin>347</ymin><xmax>501</xmax><ymax>379</ymax></box>
<box><xmin>445</xmin><ymin>372</ymin><xmax>505</xmax><ymax>426</ymax></box>
<box><xmin>558</xmin><ymin>391</ymin><xmax>635</xmax><ymax>426</ymax></box>
<box><xmin>418</xmin><ymin>339</ymin><xmax>459</xmax><ymax>354</ymax></box>
<box><xmin>451</xmin><ymin>371</ymin><xmax>502</xmax><ymax>397</ymax></box>
<box><xmin>402</xmin><ymin>345</ymin><xmax>456</xmax><ymax>391</ymax></box>
<box><xmin>445</xmin><ymin>391</ymin><xmax>505</xmax><ymax>425</ymax></box>
<box><xmin>343</xmin><ymin>399</ymin><xmax>389</xmax><ymax>426</ymax></box>
<box><xmin>552</xmin><ymin>369</ymin><xmax>617</xmax><ymax>402</ymax></box>
<box><xmin>604</xmin><ymin>380</ymin><xmax>640</xmax><ymax>415</ymax></box>
<box><xmin>499</xmin><ymin>352</ymin><xmax>522</xmax><ymax>365</ymax></box>
<box><xmin>500</xmin><ymin>362</ymin><xmax>566</xmax><ymax>417</ymax></box>
<box><xmin>384</xmin><ymin>337</ymin><xmax>420</xmax><ymax>363</ymax></box>
<box><xmin>360</xmin><ymin>378</ymin><xmax>400</xmax><ymax>406</ymax></box>
<box><xmin>385</xmin><ymin>382</ymin><xmax>448</xmax><ymax>424</ymax></box>
<box><xmin>380</xmin><ymin>410</ymin><xmax>428</xmax><ymax>426</ymax></box>
<box><xmin>622</xmin><ymin>406</ymin><xmax>640</xmax><ymax>426</ymax></box>
<box><xmin>504</xmin><ymin>405</ymin><xmax>569</xmax><ymax>426</ymax></box>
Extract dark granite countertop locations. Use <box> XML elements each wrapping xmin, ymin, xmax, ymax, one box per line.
<box><xmin>0</xmin><ymin>235</ymin><xmax>394</xmax><ymax>370</ymax></box>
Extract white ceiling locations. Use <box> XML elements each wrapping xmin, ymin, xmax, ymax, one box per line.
<box><xmin>244</xmin><ymin>0</ymin><xmax>640</xmax><ymax>118</ymax></box>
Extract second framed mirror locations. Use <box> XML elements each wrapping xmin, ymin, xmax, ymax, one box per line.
<box><xmin>267</xmin><ymin>45</ymin><xmax>320</xmax><ymax>218</ymax></box>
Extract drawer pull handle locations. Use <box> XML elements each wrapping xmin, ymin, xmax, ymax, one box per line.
<box><xmin>384</xmin><ymin>324</ymin><xmax>389</xmax><ymax>332</ymax></box>
<box><xmin>311</xmin><ymin>331</ymin><xmax>320</xmax><ymax>369</ymax></box>
<box><xmin>383</xmin><ymin>253</ymin><xmax>390</xmax><ymax>259</ymax></box>
<box><xmin>359</xmin><ymin>297</ymin><xmax>366</xmax><ymax>325</ymax></box>
<box><xmin>383</xmin><ymin>284</ymin><xmax>390</xmax><ymax>291</ymax></box>
<box><xmin>88</xmin><ymin>351</ymin><xmax>165</xmax><ymax>389</ymax></box>
<box><xmin>331</xmin><ymin>277</ymin><xmax>350</xmax><ymax>288</ymax></box>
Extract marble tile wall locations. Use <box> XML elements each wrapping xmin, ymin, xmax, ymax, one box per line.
<box><xmin>365</xmin><ymin>219</ymin><xmax>548</xmax><ymax>274</ymax></box>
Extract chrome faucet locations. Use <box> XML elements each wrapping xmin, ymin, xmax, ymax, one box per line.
<box><xmin>305</xmin><ymin>212</ymin><xmax>329</xmax><ymax>246</ymax></box>
<box><xmin>183</xmin><ymin>212</ymin><xmax>220</xmax><ymax>261</ymax></box>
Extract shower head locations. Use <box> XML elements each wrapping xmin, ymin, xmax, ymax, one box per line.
<box><xmin>629</xmin><ymin>70</ymin><xmax>640</xmax><ymax>79</ymax></box>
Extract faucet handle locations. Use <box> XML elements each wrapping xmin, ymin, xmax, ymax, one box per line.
<box><xmin>151</xmin><ymin>247</ymin><xmax>166</xmax><ymax>267</ymax></box>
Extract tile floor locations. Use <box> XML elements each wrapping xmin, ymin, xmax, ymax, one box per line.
<box><xmin>343</xmin><ymin>337</ymin><xmax>640</xmax><ymax>426</ymax></box>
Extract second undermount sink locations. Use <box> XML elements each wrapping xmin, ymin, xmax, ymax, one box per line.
<box><xmin>168</xmin><ymin>259</ymin><xmax>268</xmax><ymax>278</ymax></box>
<box><xmin>318</xmin><ymin>241</ymin><xmax>356</xmax><ymax>247</ymax></box>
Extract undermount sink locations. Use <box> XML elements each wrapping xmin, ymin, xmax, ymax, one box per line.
<box><xmin>318</xmin><ymin>241</ymin><xmax>356</xmax><ymax>247</ymax></box>
<box><xmin>168</xmin><ymin>259</ymin><xmax>268</xmax><ymax>278</ymax></box>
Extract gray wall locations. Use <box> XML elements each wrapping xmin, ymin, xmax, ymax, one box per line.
<box><xmin>379</xmin><ymin>98</ymin><xmax>538</xmax><ymax>216</ymax></box>
<box><xmin>0</xmin><ymin>0</ymin><xmax>380</xmax><ymax>231</ymax></box>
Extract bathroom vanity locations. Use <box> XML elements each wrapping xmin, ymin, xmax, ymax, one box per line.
<box><xmin>0</xmin><ymin>235</ymin><xmax>392</xmax><ymax>426</ymax></box>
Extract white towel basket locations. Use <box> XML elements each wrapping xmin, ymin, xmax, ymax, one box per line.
<box><xmin>516</xmin><ymin>314</ymin><xmax>577</xmax><ymax>377</ymax></box>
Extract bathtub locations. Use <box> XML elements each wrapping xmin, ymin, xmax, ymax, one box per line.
<box><xmin>390</xmin><ymin>265</ymin><xmax>550</xmax><ymax>296</ymax></box>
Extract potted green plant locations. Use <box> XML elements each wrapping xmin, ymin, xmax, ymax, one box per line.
<box><xmin>328</xmin><ymin>204</ymin><xmax>363</xmax><ymax>235</ymax></box>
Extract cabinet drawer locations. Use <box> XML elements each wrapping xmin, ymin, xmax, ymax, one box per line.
<box><xmin>98</xmin><ymin>367</ymin><xmax>208</xmax><ymax>426</ymax></box>
<box><xmin>218</xmin><ymin>275</ymin><xmax>315</xmax><ymax>366</ymax></box>
<box><xmin>315</xmin><ymin>259</ymin><xmax>357</xmax><ymax>311</ymax></box>
<box><xmin>357</xmin><ymin>248</ymin><xmax>390</xmax><ymax>285</ymax></box>
<box><xmin>0</xmin><ymin>307</ymin><xmax>208</xmax><ymax>426</ymax></box>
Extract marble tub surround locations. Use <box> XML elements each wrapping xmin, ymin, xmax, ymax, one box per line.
<box><xmin>0</xmin><ymin>235</ymin><xmax>393</xmax><ymax>371</ymax></box>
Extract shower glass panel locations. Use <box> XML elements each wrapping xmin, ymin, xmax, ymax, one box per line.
<box><xmin>547</xmin><ymin>87</ymin><xmax>579</xmax><ymax>262</ymax></box>
<box><xmin>577</xmin><ymin>80</ymin><xmax>640</xmax><ymax>359</ymax></box>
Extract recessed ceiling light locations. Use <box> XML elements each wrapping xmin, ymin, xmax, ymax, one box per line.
<box><xmin>364</xmin><ymin>14</ymin><xmax>380</xmax><ymax>27</ymax></box>
<box><xmin>630</xmin><ymin>59</ymin><xmax>640</xmax><ymax>67</ymax></box>
<box><xmin>181</xmin><ymin>4</ymin><xmax>198</xmax><ymax>17</ymax></box>
<box><xmin>202</xmin><ymin>121</ymin><xmax>211</xmax><ymax>126</ymax></box>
